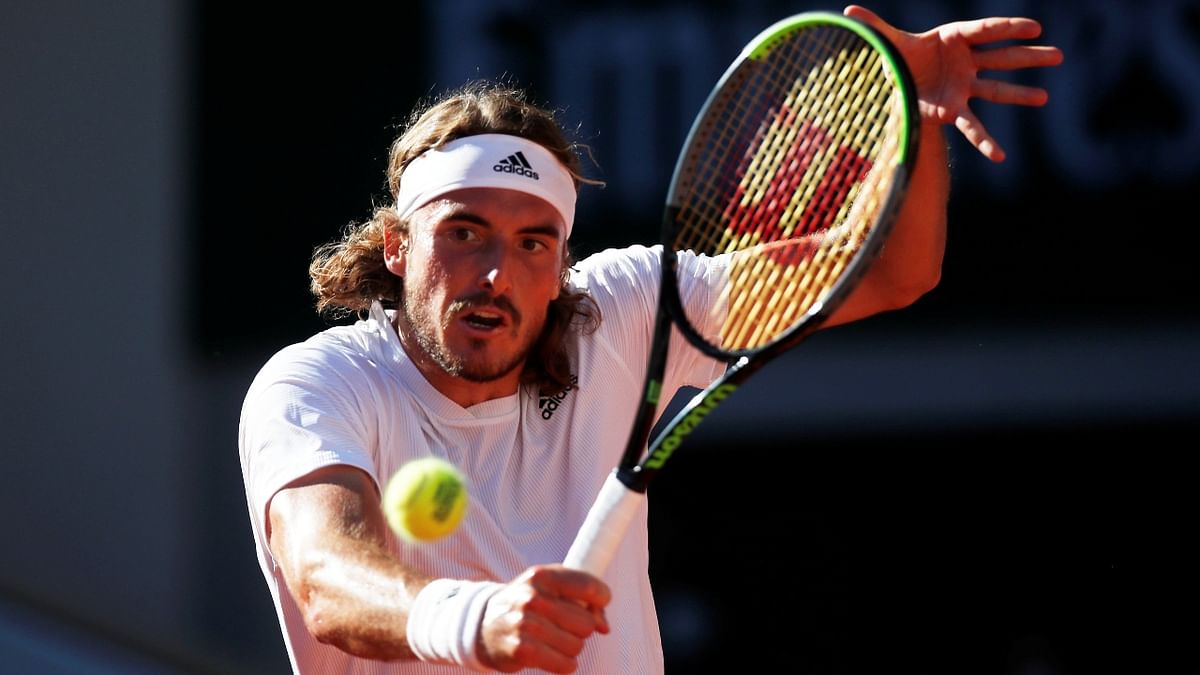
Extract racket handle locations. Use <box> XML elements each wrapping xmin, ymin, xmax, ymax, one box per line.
<box><xmin>563</xmin><ymin>471</ymin><xmax>646</xmax><ymax>576</ymax></box>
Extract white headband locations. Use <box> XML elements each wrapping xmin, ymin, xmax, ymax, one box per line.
<box><xmin>395</xmin><ymin>133</ymin><xmax>578</xmax><ymax>237</ymax></box>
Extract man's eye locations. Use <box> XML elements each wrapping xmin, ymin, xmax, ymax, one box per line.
<box><xmin>520</xmin><ymin>238</ymin><xmax>548</xmax><ymax>252</ymax></box>
<box><xmin>451</xmin><ymin>228</ymin><xmax>477</xmax><ymax>241</ymax></box>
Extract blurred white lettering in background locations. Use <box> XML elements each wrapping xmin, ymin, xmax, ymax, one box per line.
<box><xmin>430</xmin><ymin>0</ymin><xmax>1200</xmax><ymax>210</ymax></box>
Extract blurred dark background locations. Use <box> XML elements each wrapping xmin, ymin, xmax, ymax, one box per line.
<box><xmin>2</xmin><ymin>1</ymin><xmax>1197</xmax><ymax>673</ymax></box>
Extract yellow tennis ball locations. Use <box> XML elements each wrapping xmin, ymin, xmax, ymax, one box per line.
<box><xmin>383</xmin><ymin>457</ymin><xmax>468</xmax><ymax>542</ymax></box>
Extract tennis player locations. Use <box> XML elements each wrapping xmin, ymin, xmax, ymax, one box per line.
<box><xmin>239</xmin><ymin>7</ymin><xmax>1062</xmax><ymax>673</ymax></box>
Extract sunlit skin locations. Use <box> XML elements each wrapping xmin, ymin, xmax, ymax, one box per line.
<box><xmin>844</xmin><ymin>5</ymin><xmax>1064</xmax><ymax>163</ymax></box>
<box><xmin>383</xmin><ymin>188</ymin><xmax>567</xmax><ymax>408</ymax></box>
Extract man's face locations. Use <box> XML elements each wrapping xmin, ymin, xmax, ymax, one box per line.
<box><xmin>386</xmin><ymin>188</ymin><xmax>566</xmax><ymax>396</ymax></box>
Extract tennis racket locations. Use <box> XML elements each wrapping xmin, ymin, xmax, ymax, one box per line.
<box><xmin>564</xmin><ymin>11</ymin><xmax>919</xmax><ymax>576</ymax></box>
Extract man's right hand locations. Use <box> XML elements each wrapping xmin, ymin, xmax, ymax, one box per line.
<box><xmin>477</xmin><ymin>564</ymin><xmax>611</xmax><ymax>673</ymax></box>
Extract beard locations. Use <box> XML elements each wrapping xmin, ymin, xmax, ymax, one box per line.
<box><xmin>400</xmin><ymin>290</ymin><xmax>536</xmax><ymax>383</ymax></box>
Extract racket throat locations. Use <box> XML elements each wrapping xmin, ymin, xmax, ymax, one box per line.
<box><xmin>640</xmin><ymin>364</ymin><xmax>747</xmax><ymax>476</ymax></box>
<box><xmin>615</xmin><ymin>466</ymin><xmax>651</xmax><ymax>494</ymax></box>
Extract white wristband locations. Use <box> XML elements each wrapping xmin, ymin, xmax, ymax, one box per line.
<box><xmin>407</xmin><ymin>579</ymin><xmax>504</xmax><ymax>671</ymax></box>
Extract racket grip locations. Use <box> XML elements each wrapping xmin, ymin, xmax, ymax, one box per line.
<box><xmin>563</xmin><ymin>471</ymin><xmax>646</xmax><ymax>576</ymax></box>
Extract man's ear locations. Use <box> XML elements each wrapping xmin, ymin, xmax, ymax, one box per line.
<box><xmin>383</xmin><ymin>228</ymin><xmax>407</xmax><ymax>278</ymax></box>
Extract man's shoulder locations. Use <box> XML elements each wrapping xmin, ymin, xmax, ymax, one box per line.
<box><xmin>575</xmin><ymin>242</ymin><xmax>661</xmax><ymax>270</ymax></box>
<box><xmin>256</xmin><ymin>319</ymin><xmax>388</xmax><ymax>381</ymax></box>
<box><xmin>569</xmin><ymin>243</ymin><xmax>662</xmax><ymax>292</ymax></box>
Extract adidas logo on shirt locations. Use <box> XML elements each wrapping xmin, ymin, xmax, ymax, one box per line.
<box><xmin>538</xmin><ymin>374</ymin><xmax>577</xmax><ymax>420</ymax></box>
<box><xmin>494</xmin><ymin>151</ymin><xmax>540</xmax><ymax>180</ymax></box>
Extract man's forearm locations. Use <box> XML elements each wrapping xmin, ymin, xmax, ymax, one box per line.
<box><xmin>824</xmin><ymin>117</ymin><xmax>949</xmax><ymax>327</ymax></box>
<box><xmin>884</xmin><ymin>117</ymin><xmax>950</xmax><ymax>284</ymax></box>
<box><xmin>269</xmin><ymin>472</ymin><xmax>432</xmax><ymax>661</ymax></box>
<box><xmin>285</xmin><ymin>535</ymin><xmax>429</xmax><ymax>660</ymax></box>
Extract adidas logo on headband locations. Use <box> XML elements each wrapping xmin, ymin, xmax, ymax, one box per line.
<box><xmin>494</xmin><ymin>151</ymin><xmax>540</xmax><ymax>180</ymax></box>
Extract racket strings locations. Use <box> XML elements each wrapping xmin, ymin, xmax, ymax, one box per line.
<box><xmin>673</xmin><ymin>25</ymin><xmax>903</xmax><ymax>351</ymax></box>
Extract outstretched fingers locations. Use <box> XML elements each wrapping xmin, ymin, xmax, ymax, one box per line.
<box><xmin>971</xmin><ymin>79</ymin><xmax>1049</xmax><ymax>107</ymax></box>
<box><xmin>974</xmin><ymin>45</ymin><xmax>1065</xmax><ymax>72</ymax></box>
<box><xmin>841</xmin><ymin>5</ymin><xmax>1063</xmax><ymax>162</ymax></box>
<box><xmin>954</xmin><ymin>109</ymin><xmax>1004</xmax><ymax>163</ymax></box>
<box><xmin>970</xmin><ymin>44</ymin><xmax>1062</xmax><ymax>107</ymax></box>
<box><xmin>954</xmin><ymin>16</ymin><xmax>1044</xmax><ymax>45</ymax></box>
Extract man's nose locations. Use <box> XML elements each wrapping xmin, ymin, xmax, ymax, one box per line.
<box><xmin>478</xmin><ymin>248</ymin><xmax>512</xmax><ymax>293</ymax></box>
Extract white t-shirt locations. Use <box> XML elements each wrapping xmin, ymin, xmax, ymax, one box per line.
<box><xmin>239</xmin><ymin>244</ymin><xmax>728</xmax><ymax>674</ymax></box>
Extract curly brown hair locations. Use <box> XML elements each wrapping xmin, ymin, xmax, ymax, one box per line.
<box><xmin>309</xmin><ymin>80</ymin><xmax>603</xmax><ymax>396</ymax></box>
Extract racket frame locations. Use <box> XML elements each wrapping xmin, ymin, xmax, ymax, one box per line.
<box><xmin>620</xmin><ymin>11</ymin><xmax>920</xmax><ymax>491</ymax></box>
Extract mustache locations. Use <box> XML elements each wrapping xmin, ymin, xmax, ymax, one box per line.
<box><xmin>446</xmin><ymin>292</ymin><xmax>521</xmax><ymax>324</ymax></box>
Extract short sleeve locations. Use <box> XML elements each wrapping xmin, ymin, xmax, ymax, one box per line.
<box><xmin>238</xmin><ymin>342</ymin><xmax>381</xmax><ymax>548</ymax></box>
<box><xmin>571</xmin><ymin>244</ymin><xmax>727</xmax><ymax>394</ymax></box>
